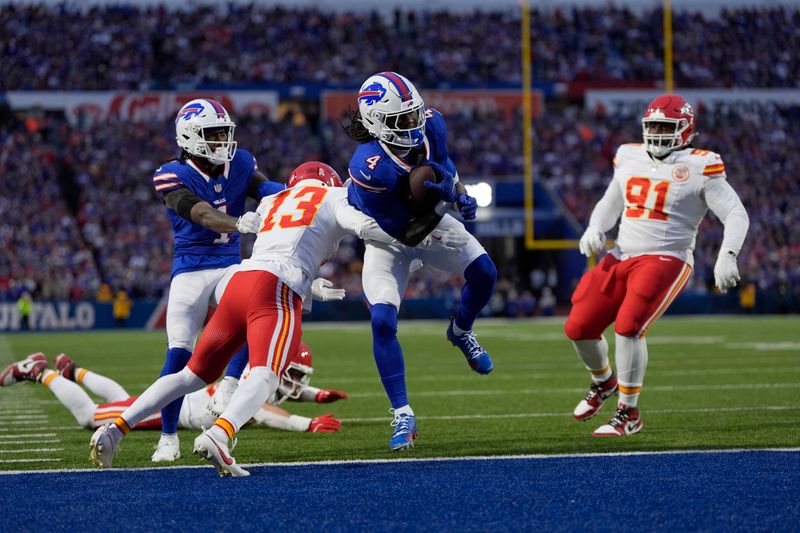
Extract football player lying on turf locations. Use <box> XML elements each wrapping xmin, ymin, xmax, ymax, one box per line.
<box><xmin>565</xmin><ymin>94</ymin><xmax>749</xmax><ymax>437</ymax></box>
<box><xmin>89</xmin><ymin>161</ymin><xmax>461</xmax><ymax>476</ymax></box>
<box><xmin>0</xmin><ymin>348</ymin><xmax>346</xmax><ymax>434</ymax></box>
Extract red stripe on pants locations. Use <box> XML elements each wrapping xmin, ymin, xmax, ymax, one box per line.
<box><xmin>187</xmin><ymin>270</ymin><xmax>302</xmax><ymax>383</ymax></box>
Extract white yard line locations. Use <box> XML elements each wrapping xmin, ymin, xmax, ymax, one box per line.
<box><xmin>0</xmin><ymin>458</ymin><xmax>62</xmax><ymax>464</ymax></box>
<box><xmin>0</xmin><ymin>433</ymin><xmax>57</xmax><ymax>439</ymax></box>
<box><xmin>0</xmin><ymin>448</ymin><xmax>63</xmax><ymax>454</ymax></box>
<box><xmin>0</xmin><ymin>447</ymin><xmax>797</xmax><ymax>475</ymax></box>
<box><xmin>346</xmin><ymin>381</ymin><xmax>800</xmax><ymax>399</ymax></box>
<box><xmin>341</xmin><ymin>405</ymin><xmax>799</xmax><ymax>423</ymax></box>
<box><xmin>0</xmin><ymin>440</ymin><xmax>61</xmax><ymax>445</ymax></box>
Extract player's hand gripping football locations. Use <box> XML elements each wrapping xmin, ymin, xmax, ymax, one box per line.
<box><xmin>714</xmin><ymin>249</ymin><xmax>740</xmax><ymax>293</ymax></box>
<box><xmin>423</xmin><ymin>161</ymin><xmax>457</xmax><ymax>203</ymax></box>
<box><xmin>307</xmin><ymin>413</ymin><xmax>342</xmax><ymax>432</ymax></box>
<box><xmin>311</xmin><ymin>278</ymin><xmax>346</xmax><ymax>302</ymax></box>
<box><xmin>235</xmin><ymin>211</ymin><xmax>261</xmax><ymax>234</ymax></box>
<box><xmin>578</xmin><ymin>225</ymin><xmax>606</xmax><ymax>257</ymax></box>
<box><xmin>315</xmin><ymin>389</ymin><xmax>349</xmax><ymax>403</ymax></box>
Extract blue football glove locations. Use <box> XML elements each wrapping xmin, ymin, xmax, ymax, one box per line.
<box><xmin>456</xmin><ymin>194</ymin><xmax>477</xmax><ymax>220</ymax></box>
<box><xmin>423</xmin><ymin>161</ymin><xmax>457</xmax><ymax>203</ymax></box>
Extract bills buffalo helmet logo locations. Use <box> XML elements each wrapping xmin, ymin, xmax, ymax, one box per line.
<box><xmin>176</xmin><ymin>102</ymin><xmax>205</xmax><ymax>123</ymax></box>
<box><xmin>358</xmin><ymin>83</ymin><xmax>386</xmax><ymax>106</ymax></box>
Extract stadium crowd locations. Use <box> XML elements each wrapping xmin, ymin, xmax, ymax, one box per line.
<box><xmin>1</xmin><ymin>4</ymin><xmax>798</xmax><ymax>90</ymax></box>
<box><xmin>2</xmin><ymin>99</ymin><xmax>797</xmax><ymax>309</ymax></box>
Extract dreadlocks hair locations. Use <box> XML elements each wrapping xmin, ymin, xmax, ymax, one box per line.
<box><xmin>341</xmin><ymin>107</ymin><xmax>374</xmax><ymax>143</ymax></box>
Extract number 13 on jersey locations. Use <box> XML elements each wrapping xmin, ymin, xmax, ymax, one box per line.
<box><xmin>625</xmin><ymin>177</ymin><xmax>670</xmax><ymax>221</ymax></box>
<box><xmin>260</xmin><ymin>186</ymin><xmax>328</xmax><ymax>232</ymax></box>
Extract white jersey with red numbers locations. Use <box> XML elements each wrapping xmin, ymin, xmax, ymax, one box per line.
<box><xmin>606</xmin><ymin>144</ymin><xmax>729</xmax><ymax>266</ymax></box>
<box><xmin>236</xmin><ymin>184</ymin><xmax>385</xmax><ymax>301</ymax></box>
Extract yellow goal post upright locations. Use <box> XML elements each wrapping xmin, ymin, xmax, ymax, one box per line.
<box><xmin>520</xmin><ymin>0</ymin><xmax>579</xmax><ymax>253</ymax></box>
<box><xmin>520</xmin><ymin>0</ymin><xmax>674</xmax><ymax>267</ymax></box>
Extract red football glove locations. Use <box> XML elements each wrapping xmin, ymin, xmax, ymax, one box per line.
<box><xmin>315</xmin><ymin>389</ymin><xmax>349</xmax><ymax>403</ymax></box>
<box><xmin>307</xmin><ymin>413</ymin><xmax>341</xmax><ymax>432</ymax></box>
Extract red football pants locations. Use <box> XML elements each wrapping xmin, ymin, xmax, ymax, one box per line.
<box><xmin>187</xmin><ymin>270</ymin><xmax>302</xmax><ymax>384</ymax></box>
<box><xmin>564</xmin><ymin>254</ymin><xmax>692</xmax><ymax>340</ymax></box>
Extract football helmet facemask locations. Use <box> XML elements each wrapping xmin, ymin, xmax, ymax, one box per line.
<box><xmin>357</xmin><ymin>72</ymin><xmax>426</xmax><ymax>149</ymax></box>
<box><xmin>270</xmin><ymin>342</ymin><xmax>314</xmax><ymax>406</ymax></box>
<box><xmin>175</xmin><ymin>98</ymin><xmax>237</xmax><ymax>165</ymax></box>
<box><xmin>642</xmin><ymin>94</ymin><xmax>697</xmax><ymax>157</ymax></box>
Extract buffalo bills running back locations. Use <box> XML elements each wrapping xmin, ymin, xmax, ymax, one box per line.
<box><xmin>344</xmin><ymin>72</ymin><xmax>498</xmax><ymax>451</ymax></box>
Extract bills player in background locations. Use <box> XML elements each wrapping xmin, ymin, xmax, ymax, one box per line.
<box><xmin>0</xmin><ymin>349</ymin><xmax>344</xmax><ymax>433</ymax></box>
<box><xmin>566</xmin><ymin>95</ymin><xmax>749</xmax><ymax>436</ymax></box>
<box><xmin>90</xmin><ymin>162</ymin><xmax>404</xmax><ymax>476</ymax></box>
<box><xmin>343</xmin><ymin>72</ymin><xmax>497</xmax><ymax>451</ymax></box>
<box><xmin>150</xmin><ymin>99</ymin><xmax>284</xmax><ymax>462</ymax></box>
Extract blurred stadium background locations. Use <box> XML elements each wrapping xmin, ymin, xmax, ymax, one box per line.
<box><xmin>1</xmin><ymin>0</ymin><xmax>798</xmax><ymax>331</ymax></box>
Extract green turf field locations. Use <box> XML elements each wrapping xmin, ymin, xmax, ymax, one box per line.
<box><xmin>0</xmin><ymin>316</ymin><xmax>798</xmax><ymax>471</ymax></box>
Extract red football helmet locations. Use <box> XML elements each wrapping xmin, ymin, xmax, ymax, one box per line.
<box><xmin>274</xmin><ymin>341</ymin><xmax>314</xmax><ymax>404</ymax></box>
<box><xmin>641</xmin><ymin>94</ymin><xmax>697</xmax><ymax>157</ymax></box>
<box><xmin>287</xmin><ymin>161</ymin><xmax>343</xmax><ymax>188</ymax></box>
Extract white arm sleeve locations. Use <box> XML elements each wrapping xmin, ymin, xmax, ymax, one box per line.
<box><xmin>588</xmin><ymin>179</ymin><xmax>624</xmax><ymax>232</ymax></box>
<box><xmin>334</xmin><ymin>197</ymin><xmax>397</xmax><ymax>244</ymax></box>
<box><xmin>252</xmin><ymin>409</ymin><xmax>311</xmax><ymax>432</ymax></box>
<box><xmin>299</xmin><ymin>386</ymin><xmax>321</xmax><ymax>402</ymax></box>
<box><xmin>703</xmin><ymin>178</ymin><xmax>749</xmax><ymax>254</ymax></box>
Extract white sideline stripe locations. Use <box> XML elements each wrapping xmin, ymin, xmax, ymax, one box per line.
<box><xmin>0</xmin><ymin>415</ymin><xmax>49</xmax><ymax>420</ymax></box>
<box><xmin>0</xmin><ymin>447</ymin><xmax>798</xmax><ymax>476</ymax></box>
<box><xmin>0</xmin><ymin>440</ymin><xmax>60</xmax><ymax>445</ymax></box>
<box><xmin>0</xmin><ymin>420</ymin><xmax>54</xmax><ymax>426</ymax></box>
<box><xmin>346</xmin><ymin>382</ymin><xmax>800</xmax><ymax>399</ymax></box>
<box><xmin>0</xmin><ymin>433</ymin><xmax>56</xmax><ymax>439</ymax></box>
<box><xmin>342</xmin><ymin>405</ymin><xmax>799</xmax><ymax>423</ymax></box>
<box><xmin>0</xmin><ymin>411</ymin><xmax>46</xmax><ymax>415</ymax></box>
<box><xmin>0</xmin><ymin>448</ymin><xmax>63</xmax><ymax>454</ymax></box>
<box><xmin>0</xmin><ymin>458</ymin><xmax>62</xmax><ymax>464</ymax></box>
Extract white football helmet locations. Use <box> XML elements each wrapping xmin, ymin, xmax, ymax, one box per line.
<box><xmin>357</xmin><ymin>72</ymin><xmax>426</xmax><ymax>148</ymax></box>
<box><xmin>175</xmin><ymin>98</ymin><xmax>237</xmax><ymax>165</ymax></box>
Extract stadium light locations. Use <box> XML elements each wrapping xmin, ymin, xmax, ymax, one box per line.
<box><xmin>465</xmin><ymin>182</ymin><xmax>493</xmax><ymax>207</ymax></box>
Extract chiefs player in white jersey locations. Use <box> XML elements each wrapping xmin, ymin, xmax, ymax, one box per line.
<box><xmin>565</xmin><ymin>94</ymin><xmax>749</xmax><ymax>437</ymax></box>
<box><xmin>89</xmin><ymin>162</ymin><xmax>397</xmax><ymax>476</ymax></box>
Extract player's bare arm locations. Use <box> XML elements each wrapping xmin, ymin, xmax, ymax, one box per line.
<box><xmin>163</xmin><ymin>188</ymin><xmax>239</xmax><ymax>233</ymax></box>
<box><xmin>164</xmin><ymin>188</ymin><xmax>261</xmax><ymax>234</ymax></box>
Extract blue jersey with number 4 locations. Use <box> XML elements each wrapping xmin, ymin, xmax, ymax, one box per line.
<box><xmin>347</xmin><ymin>108</ymin><xmax>457</xmax><ymax>239</ymax></box>
<box><xmin>152</xmin><ymin>149</ymin><xmax>257</xmax><ymax>277</ymax></box>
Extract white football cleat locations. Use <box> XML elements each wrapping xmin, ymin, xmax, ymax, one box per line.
<box><xmin>151</xmin><ymin>433</ymin><xmax>180</xmax><ymax>462</ymax></box>
<box><xmin>89</xmin><ymin>424</ymin><xmax>119</xmax><ymax>469</ymax></box>
<box><xmin>207</xmin><ymin>376</ymin><xmax>238</xmax><ymax>416</ymax></box>
<box><xmin>193</xmin><ymin>431</ymin><xmax>250</xmax><ymax>477</ymax></box>
<box><xmin>592</xmin><ymin>404</ymin><xmax>643</xmax><ymax>437</ymax></box>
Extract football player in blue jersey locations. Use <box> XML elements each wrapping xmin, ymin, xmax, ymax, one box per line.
<box><xmin>149</xmin><ymin>98</ymin><xmax>284</xmax><ymax>462</ymax></box>
<box><xmin>343</xmin><ymin>72</ymin><xmax>498</xmax><ymax>451</ymax></box>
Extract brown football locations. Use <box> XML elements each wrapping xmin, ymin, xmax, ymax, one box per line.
<box><xmin>406</xmin><ymin>165</ymin><xmax>441</xmax><ymax>216</ymax></box>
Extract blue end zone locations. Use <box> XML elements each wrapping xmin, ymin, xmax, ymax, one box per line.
<box><xmin>2</xmin><ymin>451</ymin><xmax>797</xmax><ymax>531</ymax></box>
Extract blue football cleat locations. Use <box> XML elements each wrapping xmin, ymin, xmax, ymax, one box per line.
<box><xmin>389</xmin><ymin>410</ymin><xmax>418</xmax><ymax>451</ymax></box>
<box><xmin>447</xmin><ymin>319</ymin><xmax>494</xmax><ymax>375</ymax></box>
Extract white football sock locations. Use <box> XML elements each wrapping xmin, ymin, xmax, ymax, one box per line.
<box><xmin>572</xmin><ymin>337</ymin><xmax>612</xmax><ymax>383</ymax></box>
<box><xmin>119</xmin><ymin>367</ymin><xmax>206</xmax><ymax>429</ymax></box>
<box><xmin>394</xmin><ymin>405</ymin><xmax>414</xmax><ymax>416</ymax></box>
<box><xmin>614</xmin><ymin>333</ymin><xmax>648</xmax><ymax>408</ymax></box>
<box><xmin>42</xmin><ymin>370</ymin><xmax>97</xmax><ymax>428</ymax></box>
<box><xmin>76</xmin><ymin>368</ymin><xmax>129</xmax><ymax>402</ymax></box>
<box><xmin>217</xmin><ymin>366</ymin><xmax>278</xmax><ymax>432</ymax></box>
